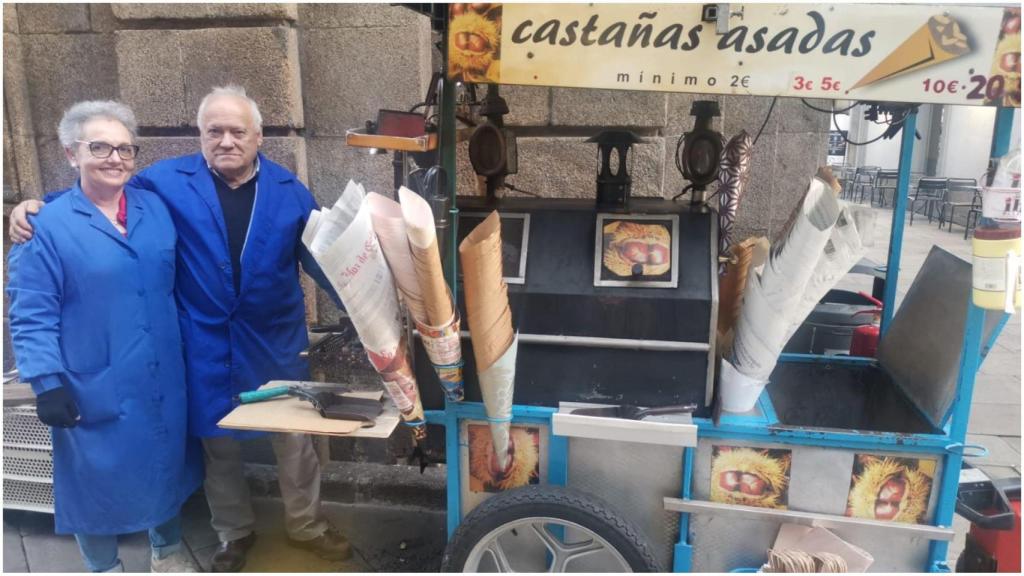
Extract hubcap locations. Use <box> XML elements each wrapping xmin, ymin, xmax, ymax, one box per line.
<box><xmin>462</xmin><ymin>516</ymin><xmax>632</xmax><ymax>572</ymax></box>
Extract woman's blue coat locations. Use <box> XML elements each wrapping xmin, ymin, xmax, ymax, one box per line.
<box><xmin>6</xmin><ymin>184</ymin><xmax>202</xmax><ymax>535</ymax></box>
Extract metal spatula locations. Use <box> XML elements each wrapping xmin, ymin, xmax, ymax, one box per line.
<box><xmin>570</xmin><ymin>403</ymin><xmax>697</xmax><ymax>420</ymax></box>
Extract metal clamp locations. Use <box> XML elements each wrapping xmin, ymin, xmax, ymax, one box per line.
<box><xmin>945</xmin><ymin>442</ymin><xmax>989</xmax><ymax>458</ymax></box>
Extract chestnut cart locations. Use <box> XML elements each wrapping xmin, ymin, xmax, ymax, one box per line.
<box><xmin>399</xmin><ymin>3</ymin><xmax>1020</xmax><ymax>572</ymax></box>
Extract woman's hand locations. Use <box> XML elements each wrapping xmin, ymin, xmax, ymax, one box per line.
<box><xmin>8</xmin><ymin>199</ymin><xmax>44</xmax><ymax>243</ymax></box>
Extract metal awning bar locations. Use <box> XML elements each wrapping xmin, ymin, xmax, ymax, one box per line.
<box><xmin>664</xmin><ymin>497</ymin><xmax>955</xmax><ymax>541</ymax></box>
<box><xmin>412</xmin><ymin>330</ymin><xmax>711</xmax><ymax>352</ymax></box>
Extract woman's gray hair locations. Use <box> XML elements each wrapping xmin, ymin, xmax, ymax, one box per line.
<box><xmin>196</xmin><ymin>85</ymin><xmax>263</xmax><ymax>131</ymax></box>
<box><xmin>57</xmin><ymin>100</ymin><xmax>138</xmax><ymax>148</ymax></box>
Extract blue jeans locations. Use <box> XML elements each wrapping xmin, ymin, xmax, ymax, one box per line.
<box><xmin>74</xmin><ymin>515</ymin><xmax>182</xmax><ymax>572</ymax></box>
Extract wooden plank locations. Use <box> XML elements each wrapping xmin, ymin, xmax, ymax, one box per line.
<box><xmin>217</xmin><ymin>381</ymin><xmax>400</xmax><ymax>438</ymax></box>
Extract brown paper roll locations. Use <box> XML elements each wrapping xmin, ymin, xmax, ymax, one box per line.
<box><xmin>460</xmin><ymin>211</ymin><xmax>514</xmax><ymax>372</ymax></box>
<box><xmin>717</xmin><ymin>237</ymin><xmax>760</xmax><ymax>355</ymax></box>
<box><xmin>410</xmin><ymin>239</ymin><xmax>453</xmax><ymax>326</ymax></box>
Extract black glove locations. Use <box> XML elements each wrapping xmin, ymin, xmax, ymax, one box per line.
<box><xmin>36</xmin><ymin>386</ymin><xmax>81</xmax><ymax>428</ymax></box>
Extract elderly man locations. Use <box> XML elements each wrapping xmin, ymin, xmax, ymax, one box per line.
<box><xmin>10</xmin><ymin>86</ymin><xmax>350</xmax><ymax>572</ymax></box>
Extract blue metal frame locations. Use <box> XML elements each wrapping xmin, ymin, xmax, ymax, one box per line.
<box><xmin>880</xmin><ymin>109</ymin><xmax>918</xmax><ymax>335</ymax></box>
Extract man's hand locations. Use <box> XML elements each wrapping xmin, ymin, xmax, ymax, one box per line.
<box><xmin>9</xmin><ymin>199</ymin><xmax>44</xmax><ymax>243</ymax></box>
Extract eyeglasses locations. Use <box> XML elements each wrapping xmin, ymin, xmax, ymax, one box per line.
<box><xmin>75</xmin><ymin>140</ymin><xmax>140</xmax><ymax>160</ymax></box>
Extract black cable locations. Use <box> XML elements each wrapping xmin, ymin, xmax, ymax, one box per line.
<box><xmin>800</xmin><ymin>98</ymin><xmax>858</xmax><ymax>114</ymax></box>
<box><xmin>834</xmin><ymin>112</ymin><xmax>901</xmax><ymax>146</ymax></box>
<box><xmin>752</xmin><ymin>97</ymin><xmax>778</xmax><ymax>147</ymax></box>
<box><xmin>672</xmin><ymin>183</ymin><xmax>695</xmax><ymax>202</ymax></box>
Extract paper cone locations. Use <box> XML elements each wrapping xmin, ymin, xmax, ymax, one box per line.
<box><xmin>460</xmin><ymin>211</ymin><xmax>514</xmax><ymax>372</ymax></box>
<box><xmin>415</xmin><ymin>291</ymin><xmax>465</xmax><ymax>402</ymax></box>
<box><xmin>398</xmin><ymin>188</ymin><xmax>453</xmax><ymax>326</ymax></box>
<box><xmin>367</xmin><ymin>192</ymin><xmax>428</xmax><ymax>323</ymax></box>
<box><xmin>477</xmin><ymin>335</ymin><xmax>518</xmax><ymax>470</ymax></box>
<box><xmin>851</xmin><ymin>14</ymin><xmax>970</xmax><ymax>90</ymax></box>
<box><xmin>717</xmin><ymin>237</ymin><xmax>758</xmax><ymax>347</ymax></box>
<box><xmin>369</xmin><ymin>339</ymin><xmax>427</xmax><ymax>441</ymax></box>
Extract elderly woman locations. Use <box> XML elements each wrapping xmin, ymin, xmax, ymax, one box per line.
<box><xmin>6</xmin><ymin>101</ymin><xmax>201</xmax><ymax>573</ymax></box>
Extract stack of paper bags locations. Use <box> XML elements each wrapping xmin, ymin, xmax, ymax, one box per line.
<box><xmin>765</xmin><ymin>524</ymin><xmax>873</xmax><ymax>572</ymax></box>
<box><xmin>459</xmin><ymin>211</ymin><xmax>517</xmax><ymax>477</ymax></box>
<box><xmin>302</xmin><ymin>181</ymin><xmax>427</xmax><ymax>441</ymax></box>
<box><xmin>367</xmin><ymin>188</ymin><xmax>464</xmax><ymax>402</ymax></box>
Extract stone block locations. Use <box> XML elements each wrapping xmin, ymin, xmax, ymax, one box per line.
<box><xmin>720</xmin><ymin>94</ymin><xmax>778</xmax><ymax>139</ymax></box>
<box><xmin>4</xmin><ymin>34</ymin><xmax>44</xmax><ymax>200</ymax></box>
<box><xmin>112</xmin><ymin>3</ymin><xmax>297</xmax><ymax>22</ymax></box>
<box><xmin>3</xmin><ymin>4</ymin><xmax>18</xmax><ymax>33</ymax></box>
<box><xmin>665</xmin><ymin>92</ymin><xmax>723</xmax><ymax>136</ymax></box>
<box><xmin>501</xmin><ymin>85</ymin><xmax>549</xmax><ymax>126</ymax></box>
<box><xmin>771</xmin><ymin>132</ymin><xmax>826</xmax><ymax>224</ymax></box>
<box><xmin>551</xmin><ymin>88</ymin><xmax>666</xmax><ymax>128</ymax></box>
<box><xmin>457</xmin><ymin>136</ymin><xmax>664</xmax><ymax>200</ymax></box>
<box><xmin>734</xmin><ymin>133</ymin><xmax>778</xmax><ymax>241</ymax></box>
<box><xmin>22</xmin><ymin>33</ymin><xmax>119</xmax><ymax>139</ymax></box>
<box><xmin>776</xmin><ymin>98</ymin><xmax>831</xmax><ymax>133</ymax></box>
<box><xmin>261</xmin><ymin>136</ymin><xmax>308</xmax><ymax>185</ymax></box>
<box><xmin>130</xmin><ymin>136</ymin><xmax>307</xmax><ymax>183</ymax></box>
<box><xmin>299</xmin><ymin>3</ymin><xmax>425</xmax><ymax>28</ymax></box>
<box><xmin>115</xmin><ymin>31</ymin><xmax>187</xmax><ymax>127</ymax></box>
<box><xmin>181</xmin><ymin>27</ymin><xmax>303</xmax><ymax>129</ymax></box>
<box><xmin>89</xmin><ymin>4</ymin><xmax>118</xmax><ymax>33</ymax></box>
<box><xmin>35</xmin><ymin>136</ymin><xmax>79</xmax><ymax>193</ymax></box>
<box><xmin>303</xmin><ymin>25</ymin><xmax>430</xmax><ymax>135</ymax></box>
<box><xmin>306</xmin><ymin>137</ymin><xmax>395</xmax><ymax>208</ymax></box>
<box><xmin>17</xmin><ymin>4</ymin><xmax>89</xmax><ymax>33</ymax></box>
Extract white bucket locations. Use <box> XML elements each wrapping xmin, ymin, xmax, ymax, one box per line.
<box><xmin>720</xmin><ymin>359</ymin><xmax>768</xmax><ymax>413</ymax></box>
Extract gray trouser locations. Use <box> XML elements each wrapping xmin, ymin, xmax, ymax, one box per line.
<box><xmin>201</xmin><ymin>433</ymin><xmax>328</xmax><ymax>543</ymax></box>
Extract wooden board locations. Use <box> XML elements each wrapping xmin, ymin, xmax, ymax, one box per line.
<box><xmin>217</xmin><ymin>381</ymin><xmax>400</xmax><ymax>438</ymax></box>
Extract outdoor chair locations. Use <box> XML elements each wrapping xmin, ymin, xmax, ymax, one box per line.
<box><xmin>852</xmin><ymin>166</ymin><xmax>879</xmax><ymax>204</ymax></box>
<box><xmin>871</xmin><ymin>169</ymin><xmax>899</xmax><ymax>207</ymax></box>
<box><xmin>909</xmin><ymin>178</ymin><xmax>947</xmax><ymax>226</ymax></box>
<box><xmin>963</xmin><ymin>192</ymin><xmax>984</xmax><ymax>240</ymax></box>
<box><xmin>938</xmin><ymin>177</ymin><xmax>979</xmax><ymax>233</ymax></box>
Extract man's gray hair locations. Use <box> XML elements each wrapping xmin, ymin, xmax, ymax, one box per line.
<box><xmin>196</xmin><ymin>85</ymin><xmax>263</xmax><ymax>131</ymax></box>
<box><xmin>57</xmin><ymin>100</ymin><xmax>138</xmax><ymax>148</ymax></box>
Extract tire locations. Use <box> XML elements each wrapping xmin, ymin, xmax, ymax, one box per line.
<box><xmin>441</xmin><ymin>485</ymin><xmax>662</xmax><ymax>572</ymax></box>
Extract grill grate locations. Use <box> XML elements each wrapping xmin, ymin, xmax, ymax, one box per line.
<box><xmin>3</xmin><ymin>406</ymin><xmax>52</xmax><ymax>449</ymax></box>
<box><xmin>3</xmin><ymin>478</ymin><xmax>55</xmax><ymax>513</ymax></box>
<box><xmin>5</xmin><ymin>449</ymin><xmax>54</xmax><ymax>480</ymax></box>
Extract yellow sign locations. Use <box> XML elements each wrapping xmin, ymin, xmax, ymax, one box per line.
<box><xmin>447</xmin><ymin>3</ymin><xmax>1021</xmax><ymax>108</ymax></box>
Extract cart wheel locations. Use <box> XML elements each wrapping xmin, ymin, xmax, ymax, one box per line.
<box><xmin>441</xmin><ymin>485</ymin><xmax>662</xmax><ymax>572</ymax></box>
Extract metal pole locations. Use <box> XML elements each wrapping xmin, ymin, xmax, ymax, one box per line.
<box><xmin>439</xmin><ymin>15</ymin><xmax>459</xmax><ymax>298</ymax></box>
<box><xmin>988</xmin><ymin>107</ymin><xmax>1016</xmax><ymax>176</ymax></box>
<box><xmin>880</xmin><ymin>110</ymin><xmax>917</xmax><ymax>335</ymax></box>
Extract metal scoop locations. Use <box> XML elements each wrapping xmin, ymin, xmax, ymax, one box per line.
<box><xmin>570</xmin><ymin>403</ymin><xmax>698</xmax><ymax>420</ymax></box>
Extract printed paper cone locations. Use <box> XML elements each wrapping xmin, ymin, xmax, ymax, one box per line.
<box><xmin>851</xmin><ymin>15</ymin><xmax>970</xmax><ymax>90</ymax></box>
<box><xmin>415</xmin><ymin>290</ymin><xmax>465</xmax><ymax>402</ymax></box>
<box><xmin>368</xmin><ymin>339</ymin><xmax>427</xmax><ymax>441</ymax></box>
<box><xmin>717</xmin><ymin>131</ymin><xmax>753</xmax><ymax>265</ymax></box>
<box><xmin>459</xmin><ymin>211</ymin><xmax>513</xmax><ymax>372</ymax></box>
<box><xmin>477</xmin><ymin>335</ymin><xmax>518</xmax><ymax>470</ymax></box>
<box><xmin>367</xmin><ymin>192</ymin><xmax>428</xmax><ymax>323</ymax></box>
<box><xmin>399</xmin><ymin>187</ymin><xmax>453</xmax><ymax>326</ymax></box>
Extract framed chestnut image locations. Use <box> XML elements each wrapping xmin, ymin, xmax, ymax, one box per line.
<box><xmin>594</xmin><ymin>214</ymin><xmax>679</xmax><ymax>288</ymax></box>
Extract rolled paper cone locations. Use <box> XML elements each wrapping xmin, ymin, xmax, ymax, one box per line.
<box><xmin>399</xmin><ymin>187</ymin><xmax>453</xmax><ymax>326</ymax></box>
<box><xmin>460</xmin><ymin>211</ymin><xmax>513</xmax><ymax>372</ymax></box>
<box><xmin>367</xmin><ymin>192</ymin><xmax>428</xmax><ymax>323</ymax></box>
<box><xmin>717</xmin><ymin>237</ymin><xmax>757</xmax><ymax>345</ymax></box>
<box><xmin>371</xmin><ymin>339</ymin><xmax>427</xmax><ymax>441</ymax></box>
<box><xmin>415</xmin><ymin>291</ymin><xmax>465</xmax><ymax>401</ymax></box>
<box><xmin>477</xmin><ymin>334</ymin><xmax>518</xmax><ymax>468</ymax></box>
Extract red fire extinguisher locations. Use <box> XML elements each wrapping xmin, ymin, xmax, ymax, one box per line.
<box><xmin>849</xmin><ymin>292</ymin><xmax>883</xmax><ymax>357</ymax></box>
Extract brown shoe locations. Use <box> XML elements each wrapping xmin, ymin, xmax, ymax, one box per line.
<box><xmin>288</xmin><ymin>527</ymin><xmax>352</xmax><ymax>561</ymax></box>
<box><xmin>210</xmin><ymin>533</ymin><xmax>256</xmax><ymax>572</ymax></box>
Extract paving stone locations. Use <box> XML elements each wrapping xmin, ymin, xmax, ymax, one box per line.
<box><xmin>965</xmin><ymin>434</ymin><xmax>1023</xmax><ymax>467</ymax></box>
<box><xmin>21</xmin><ymin>532</ymin><xmax>88</xmax><ymax>572</ymax></box>
<box><xmin>968</xmin><ymin>402</ymin><xmax>1021</xmax><ymax>436</ymax></box>
<box><xmin>112</xmin><ymin>3</ymin><xmax>297</xmax><ymax>22</ymax></box>
<box><xmin>302</xmin><ymin>25</ymin><xmax>431</xmax><ymax>135</ymax></box>
<box><xmin>975</xmin><ymin>464</ymin><xmax>1021</xmax><ymax>481</ymax></box>
<box><xmin>17</xmin><ymin>4</ymin><xmax>90</xmax><ymax>33</ymax></box>
<box><xmin>551</xmin><ymin>87</ymin><xmax>666</xmax><ymax>128</ymax></box>
<box><xmin>3</xmin><ymin>518</ymin><xmax>28</xmax><ymax>572</ymax></box>
<box><xmin>971</xmin><ymin>371</ymin><xmax>1021</xmax><ymax>404</ymax></box>
<box><xmin>179</xmin><ymin>493</ymin><xmax>218</xmax><ymax>552</ymax></box>
<box><xmin>116</xmin><ymin>530</ymin><xmax>156</xmax><ymax>572</ymax></box>
<box><xmin>1005</xmin><ymin>436</ymin><xmax>1021</xmax><ymax>454</ymax></box>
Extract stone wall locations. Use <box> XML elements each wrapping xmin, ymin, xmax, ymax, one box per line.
<box><xmin>3</xmin><ymin>2</ymin><xmax>830</xmax><ymax>353</ymax></box>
